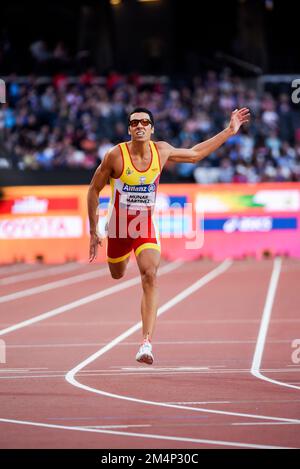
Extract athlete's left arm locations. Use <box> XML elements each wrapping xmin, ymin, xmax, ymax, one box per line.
<box><xmin>167</xmin><ymin>108</ymin><xmax>250</xmax><ymax>163</ymax></box>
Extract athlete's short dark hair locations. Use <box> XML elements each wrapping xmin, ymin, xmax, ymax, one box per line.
<box><xmin>128</xmin><ymin>107</ymin><xmax>154</xmax><ymax>127</ymax></box>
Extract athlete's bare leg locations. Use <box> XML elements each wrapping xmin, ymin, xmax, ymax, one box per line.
<box><xmin>136</xmin><ymin>249</ymin><xmax>160</xmax><ymax>340</ymax></box>
<box><xmin>108</xmin><ymin>255</ymin><xmax>130</xmax><ymax>279</ymax></box>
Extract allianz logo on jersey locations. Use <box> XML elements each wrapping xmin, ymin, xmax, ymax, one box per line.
<box><xmin>123</xmin><ymin>183</ymin><xmax>156</xmax><ymax>193</ymax></box>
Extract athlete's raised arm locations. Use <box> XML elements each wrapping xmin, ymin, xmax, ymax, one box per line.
<box><xmin>165</xmin><ymin>108</ymin><xmax>250</xmax><ymax>163</ymax></box>
<box><xmin>87</xmin><ymin>150</ymin><xmax>114</xmax><ymax>262</ymax></box>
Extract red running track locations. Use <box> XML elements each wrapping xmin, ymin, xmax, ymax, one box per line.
<box><xmin>0</xmin><ymin>258</ymin><xmax>299</xmax><ymax>449</ymax></box>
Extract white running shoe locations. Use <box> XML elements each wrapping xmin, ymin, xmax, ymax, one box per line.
<box><xmin>136</xmin><ymin>340</ymin><xmax>154</xmax><ymax>365</ymax></box>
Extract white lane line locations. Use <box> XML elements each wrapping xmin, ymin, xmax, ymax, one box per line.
<box><xmin>251</xmin><ymin>258</ymin><xmax>300</xmax><ymax>391</ymax></box>
<box><xmin>0</xmin><ymin>266</ymin><xmax>110</xmax><ymax>303</ymax></box>
<box><xmin>166</xmin><ymin>399</ymin><xmax>300</xmax><ymax>405</ymax></box>
<box><xmin>0</xmin><ymin>368</ymin><xmax>49</xmax><ymax>373</ymax></box>
<box><xmin>0</xmin><ymin>372</ymin><xmax>266</xmax><ymax>380</ymax></box>
<box><xmin>3</xmin><ymin>339</ymin><xmax>295</xmax><ymax>349</ymax></box>
<box><xmin>232</xmin><ymin>422</ymin><xmax>300</xmax><ymax>426</ymax></box>
<box><xmin>0</xmin><ymin>260</ymin><xmax>182</xmax><ymax>338</ymax></box>
<box><xmin>5</xmin><ymin>342</ymin><xmax>111</xmax><ymax>348</ymax></box>
<box><xmin>121</xmin><ymin>367</ymin><xmax>210</xmax><ymax>371</ymax></box>
<box><xmin>0</xmin><ymin>417</ymin><xmax>292</xmax><ymax>449</ymax></box>
<box><xmin>65</xmin><ymin>258</ymin><xmax>300</xmax><ymax>426</ymax></box>
<box><xmin>156</xmin><ymin>318</ymin><xmax>300</xmax><ymax>323</ymax></box>
<box><xmin>83</xmin><ymin>424</ymin><xmax>152</xmax><ymax>429</ymax></box>
<box><xmin>0</xmin><ymin>264</ymin><xmax>34</xmax><ymax>275</ymax></box>
<box><xmin>166</xmin><ymin>401</ymin><xmax>232</xmax><ymax>405</ymax></box>
<box><xmin>2</xmin><ymin>368</ymin><xmax>300</xmax><ymax>380</ymax></box>
<box><xmin>0</xmin><ymin>375</ymin><xmax>79</xmax><ymax>380</ymax></box>
<box><xmin>0</xmin><ymin>263</ymin><xmax>83</xmax><ymax>285</ymax></box>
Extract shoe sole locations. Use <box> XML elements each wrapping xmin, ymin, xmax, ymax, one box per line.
<box><xmin>137</xmin><ymin>354</ymin><xmax>153</xmax><ymax>365</ymax></box>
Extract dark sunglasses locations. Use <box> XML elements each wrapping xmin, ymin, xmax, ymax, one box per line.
<box><xmin>129</xmin><ymin>118</ymin><xmax>152</xmax><ymax>128</ymax></box>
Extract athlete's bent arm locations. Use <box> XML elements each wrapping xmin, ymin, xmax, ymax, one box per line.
<box><xmin>87</xmin><ymin>153</ymin><xmax>113</xmax><ymax>262</ymax></box>
<box><xmin>167</xmin><ymin>108</ymin><xmax>250</xmax><ymax>163</ymax></box>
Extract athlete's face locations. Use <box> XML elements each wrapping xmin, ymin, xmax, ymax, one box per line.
<box><xmin>128</xmin><ymin>112</ymin><xmax>154</xmax><ymax>142</ymax></box>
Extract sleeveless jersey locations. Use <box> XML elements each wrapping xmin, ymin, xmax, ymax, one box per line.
<box><xmin>109</xmin><ymin>141</ymin><xmax>161</xmax><ymax>213</ymax></box>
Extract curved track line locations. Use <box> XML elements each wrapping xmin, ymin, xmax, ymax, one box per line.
<box><xmin>0</xmin><ymin>415</ymin><xmax>293</xmax><ymax>449</ymax></box>
<box><xmin>251</xmin><ymin>257</ymin><xmax>300</xmax><ymax>391</ymax></box>
<box><xmin>65</xmin><ymin>259</ymin><xmax>300</xmax><ymax>427</ymax></box>
<box><xmin>0</xmin><ymin>260</ymin><xmax>182</xmax><ymax>337</ymax></box>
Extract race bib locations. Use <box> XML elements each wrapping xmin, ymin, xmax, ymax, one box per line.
<box><xmin>120</xmin><ymin>183</ymin><xmax>156</xmax><ymax>209</ymax></box>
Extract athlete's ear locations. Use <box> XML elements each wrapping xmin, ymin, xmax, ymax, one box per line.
<box><xmin>151</xmin><ymin>127</ymin><xmax>154</xmax><ymax>134</ymax></box>
<box><xmin>128</xmin><ymin>127</ymin><xmax>131</xmax><ymax>136</ymax></box>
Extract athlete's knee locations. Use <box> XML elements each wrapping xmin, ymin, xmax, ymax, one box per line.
<box><xmin>141</xmin><ymin>266</ymin><xmax>157</xmax><ymax>288</ymax></box>
<box><xmin>109</xmin><ymin>265</ymin><xmax>126</xmax><ymax>279</ymax></box>
<box><xmin>110</xmin><ymin>270</ymin><xmax>125</xmax><ymax>280</ymax></box>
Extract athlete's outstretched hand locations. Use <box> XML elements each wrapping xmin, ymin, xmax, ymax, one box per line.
<box><xmin>228</xmin><ymin>108</ymin><xmax>250</xmax><ymax>135</ymax></box>
<box><xmin>89</xmin><ymin>232</ymin><xmax>103</xmax><ymax>263</ymax></box>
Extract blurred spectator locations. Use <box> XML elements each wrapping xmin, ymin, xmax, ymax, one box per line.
<box><xmin>98</xmin><ymin>138</ymin><xmax>114</xmax><ymax>162</ymax></box>
<box><xmin>53</xmin><ymin>41</ymin><xmax>68</xmax><ymax>61</ymax></box>
<box><xmin>29</xmin><ymin>40</ymin><xmax>51</xmax><ymax>63</ymax></box>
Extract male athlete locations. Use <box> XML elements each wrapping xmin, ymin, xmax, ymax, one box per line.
<box><xmin>87</xmin><ymin>106</ymin><xmax>250</xmax><ymax>364</ymax></box>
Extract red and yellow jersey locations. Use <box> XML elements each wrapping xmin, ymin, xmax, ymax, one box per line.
<box><xmin>106</xmin><ymin>141</ymin><xmax>161</xmax><ymax>262</ymax></box>
<box><xmin>109</xmin><ymin>141</ymin><xmax>161</xmax><ymax>213</ymax></box>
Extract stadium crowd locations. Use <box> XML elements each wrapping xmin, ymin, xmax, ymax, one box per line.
<box><xmin>1</xmin><ymin>69</ymin><xmax>300</xmax><ymax>183</ymax></box>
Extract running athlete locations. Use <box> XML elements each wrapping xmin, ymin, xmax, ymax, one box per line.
<box><xmin>87</xmin><ymin>106</ymin><xmax>250</xmax><ymax>364</ymax></box>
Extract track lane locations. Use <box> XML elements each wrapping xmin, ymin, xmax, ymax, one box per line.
<box><xmin>63</xmin><ymin>263</ymin><xmax>300</xmax><ymax>441</ymax></box>
<box><xmin>0</xmin><ymin>263</ymin><xmax>237</xmax><ymax>446</ymax></box>
<box><xmin>0</xmin><ymin>263</ymin><xmax>84</xmax><ymax>286</ymax></box>
<box><xmin>0</xmin><ymin>259</ymin><xmax>299</xmax><ymax>448</ymax></box>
